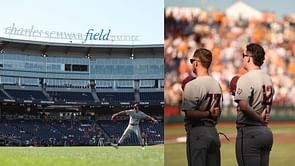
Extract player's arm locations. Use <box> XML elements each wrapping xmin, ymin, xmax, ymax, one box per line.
<box><xmin>145</xmin><ymin>115</ymin><xmax>158</xmax><ymax>124</ymax></box>
<box><xmin>235</xmin><ymin>77</ymin><xmax>267</xmax><ymax>123</ymax></box>
<box><xmin>184</xmin><ymin>99</ymin><xmax>220</xmax><ymax>119</ymax></box>
<box><xmin>181</xmin><ymin>83</ymin><xmax>220</xmax><ymax>119</ymax></box>
<box><xmin>182</xmin><ymin>83</ymin><xmax>210</xmax><ymax>119</ymax></box>
<box><xmin>111</xmin><ymin>110</ymin><xmax>127</xmax><ymax>120</ymax></box>
<box><xmin>238</xmin><ymin>100</ymin><xmax>266</xmax><ymax>123</ymax></box>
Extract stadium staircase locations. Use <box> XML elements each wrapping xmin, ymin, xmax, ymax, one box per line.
<box><xmin>96</xmin><ymin>121</ymin><xmax>111</xmax><ymax>140</ymax></box>
<box><xmin>91</xmin><ymin>89</ymin><xmax>100</xmax><ymax>103</ymax></box>
<box><xmin>0</xmin><ymin>89</ymin><xmax>13</xmax><ymax>100</ymax></box>
<box><xmin>41</xmin><ymin>88</ymin><xmax>51</xmax><ymax>101</ymax></box>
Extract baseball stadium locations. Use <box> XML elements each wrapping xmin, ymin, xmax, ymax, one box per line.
<box><xmin>0</xmin><ymin>1</ymin><xmax>164</xmax><ymax>166</ymax></box>
<box><xmin>165</xmin><ymin>1</ymin><xmax>295</xmax><ymax>166</ymax></box>
<box><xmin>0</xmin><ymin>38</ymin><xmax>164</xmax><ymax>166</ymax></box>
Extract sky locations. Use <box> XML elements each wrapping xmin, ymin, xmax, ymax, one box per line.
<box><xmin>165</xmin><ymin>0</ymin><xmax>295</xmax><ymax>19</ymax></box>
<box><xmin>0</xmin><ymin>0</ymin><xmax>164</xmax><ymax>45</ymax></box>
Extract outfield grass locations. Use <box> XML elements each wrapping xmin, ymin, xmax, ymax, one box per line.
<box><xmin>165</xmin><ymin>143</ymin><xmax>295</xmax><ymax>166</ymax></box>
<box><xmin>0</xmin><ymin>146</ymin><xmax>164</xmax><ymax>166</ymax></box>
<box><xmin>165</xmin><ymin>123</ymin><xmax>295</xmax><ymax>166</ymax></box>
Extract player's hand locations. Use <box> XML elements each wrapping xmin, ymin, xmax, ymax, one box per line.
<box><xmin>209</xmin><ymin>100</ymin><xmax>220</xmax><ymax>118</ymax></box>
<box><xmin>111</xmin><ymin>114</ymin><xmax>117</xmax><ymax>121</ymax></box>
<box><xmin>260</xmin><ymin>109</ymin><xmax>270</xmax><ymax>124</ymax></box>
<box><xmin>211</xmin><ymin>107</ymin><xmax>220</xmax><ymax>118</ymax></box>
<box><xmin>153</xmin><ymin>120</ymin><xmax>159</xmax><ymax>124</ymax></box>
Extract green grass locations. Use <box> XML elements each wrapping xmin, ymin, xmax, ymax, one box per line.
<box><xmin>165</xmin><ymin>124</ymin><xmax>295</xmax><ymax>166</ymax></box>
<box><xmin>165</xmin><ymin>143</ymin><xmax>295</xmax><ymax>166</ymax></box>
<box><xmin>0</xmin><ymin>146</ymin><xmax>164</xmax><ymax>166</ymax></box>
<box><xmin>165</xmin><ymin>143</ymin><xmax>238</xmax><ymax>166</ymax></box>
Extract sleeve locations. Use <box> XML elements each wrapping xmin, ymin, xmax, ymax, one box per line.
<box><xmin>140</xmin><ymin>112</ymin><xmax>148</xmax><ymax>119</ymax></box>
<box><xmin>218</xmin><ymin>84</ymin><xmax>223</xmax><ymax>110</ymax></box>
<box><xmin>219</xmin><ymin>93</ymin><xmax>223</xmax><ymax>110</ymax></box>
<box><xmin>234</xmin><ymin>76</ymin><xmax>252</xmax><ymax>101</ymax></box>
<box><xmin>181</xmin><ymin>82</ymin><xmax>201</xmax><ymax>112</ymax></box>
<box><xmin>125</xmin><ymin>110</ymin><xmax>132</xmax><ymax>115</ymax></box>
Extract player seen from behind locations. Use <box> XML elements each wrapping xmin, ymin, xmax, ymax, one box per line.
<box><xmin>181</xmin><ymin>48</ymin><xmax>223</xmax><ymax>166</ymax></box>
<box><xmin>232</xmin><ymin>43</ymin><xmax>274</xmax><ymax>166</ymax></box>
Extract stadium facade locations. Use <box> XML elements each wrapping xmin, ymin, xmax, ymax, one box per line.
<box><xmin>0</xmin><ymin>37</ymin><xmax>164</xmax><ymax>146</ymax></box>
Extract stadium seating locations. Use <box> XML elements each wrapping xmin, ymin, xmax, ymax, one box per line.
<box><xmin>96</xmin><ymin>92</ymin><xmax>135</xmax><ymax>103</ymax></box>
<box><xmin>0</xmin><ymin>118</ymin><xmax>163</xmax><ymax>146</ymax></box>
<box><xmin>48</xmin><ymin>91</ymin><xmax>94</xmax><ymax>103</ymax></box>
<box><xmin>5</xmin><ymin>89</ymin><xmax>47</xmax><ymax>101</ymax></box>
<box><xmin>140</xmin><ymin>92</ymin><xmax>164</xmax><ymax>103</ymax></box>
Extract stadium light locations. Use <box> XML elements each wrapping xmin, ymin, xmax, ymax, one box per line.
<box><xmin>86</xmin><ymin>53</ymin><xmax>92</xmax><ymax>59</ymax></box>
<box><xmin>130</xmin><ymin>48</ymin><xmax>134</xmax><ymax>60</ymax></box>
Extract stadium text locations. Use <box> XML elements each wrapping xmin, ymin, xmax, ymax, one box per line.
<box><xmin>109</xmin><ymin>35</ymin><xmax>139</xmax><ymax>41</ymax></box>
<box><xmin>3</xmin><ymin>23</ymin><xmax>140</xmax><ymax>43</ymax></box>
<box><xmin>83</xmin><ymin>29</ymin><xmax>111</xmax><ymax>43</ymax></box>
<box><xmin>5</xmin><ymin>23</ymin><xmax>84</xmax><ymax>40</ymax></box>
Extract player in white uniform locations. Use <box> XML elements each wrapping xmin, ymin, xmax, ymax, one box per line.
<box><xmin>111</xmin><ymin>104</ymin><xmax>158</xmax><ymax>149</ymax></box>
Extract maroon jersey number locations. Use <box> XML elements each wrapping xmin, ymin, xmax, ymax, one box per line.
<box><xmin>262</xmin><ymin>85</ymin><xmax>273</xmax><ymax>105</ymax></box>
<box><xmin>262</xmin><ymin>85</ymin><xmax>273</xmax><ymax>113</ymax></box>
<box><xmin>205</xmin><ymin>93</ymin><xmax>222</xmax><ymax>111</ymax></box>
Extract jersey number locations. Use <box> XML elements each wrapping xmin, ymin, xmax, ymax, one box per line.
<box><xmin>262</xmin><ymin>85</ymin><xmax>273</xmax><ymax>106</ymax></box>
<box><xmin>262</xmin><ymin>85</ymin><xmax>273</xmax><ymax>113</ymax></box>
<box><xmin>205</xmin><ymin>93</ymin><xmax>222</xmax><ymax>111</ymax></box>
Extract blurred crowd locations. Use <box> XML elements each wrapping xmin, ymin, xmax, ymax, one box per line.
<box><xmin>164</xmin><ymin>7</ymin><xmax>295</xmax><ymax>107</ymax></box>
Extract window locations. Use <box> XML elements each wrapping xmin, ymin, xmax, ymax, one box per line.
<box><xmin>65</xmin><ymin>64</ymin><xmax>71</xmax><ymax>71</ymax></box>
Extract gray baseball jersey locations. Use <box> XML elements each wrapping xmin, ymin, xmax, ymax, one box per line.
<box><xmin>181</xmin><ymin>76</ymin><xmax>223</xmax><ymax>128</ymax></box>
<box><xmin>117</xmin><ymin>109</ymin><xmax>147</xmax><ymax>146</ymax></box>
<box><xmin>234</xmin><ymin>70</ymin><xmax>274</xmax><ymax>126</ymax></box>
<box><xmin>126</xmin><ymin>110</ymin><xmax>148</xmax><ymax>125</ymax></box>
<box><xmin>181</xmin><ymin>75</ymin><xmax>223</xmax><ymax>166</ymax></box>
<box><xmin>234</xmin><ymin>70</ymin><xmax>274</xmax><ymax>166</ymax></box>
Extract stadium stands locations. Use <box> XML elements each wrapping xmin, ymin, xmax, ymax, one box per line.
<box><xmin>47</xmin><ymin>91</ymin><xmax>93</xmax><ymax>103</ymax></box>
<box><xmin>0</xmin><ymin>118</ymin><xmax>163</xmax><ymax>146</ymax></box>
<box><xmin>96</xmin><ymin>92</ymin><xmax>135</xmax><ymax>103</ymax></box>
<box><xmin>165</xmin><ymin>6</ymin><xmax>295</xmax><ymax>107</ymax></box>
<box><xmin>0</xmin><ymin>39</ymin><xmax>164</xmax><ymax>146</ymax></box>
<box><xmin>6</xmin><ymin>89</ymin><xmax>47</xmax><ymax>101</ymax></box>
<box><xmin>140</xmin><ymin>92</ymin><xmax>164</xmax><ymax>103</ymax></box>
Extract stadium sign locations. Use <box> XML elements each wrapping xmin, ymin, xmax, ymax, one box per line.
<box><xmin>2</xmin><ymin>23</ymin><xmax>140</xmax><ymax>44</ymax></box>
<box><xmin>83</xmin><ymin>29</ymin><xmax>110</xmax><ymax>43</ymax></box>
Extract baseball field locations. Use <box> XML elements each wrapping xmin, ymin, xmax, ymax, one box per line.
<box><xmin>165</xmin><ymin>122</ymin><xmax>295</xmax><ymax>166</ymax></box>
<box><xmin>0</xmin><ymin>145</ymin><xmax>164</xmax><ymax>166</ymax></box>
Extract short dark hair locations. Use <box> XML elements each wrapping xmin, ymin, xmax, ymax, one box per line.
<box><xmin>133</xmin><ymin>104</ymin><xmax>139</xmax><ymax>108</ymax></box>
<box><xmin>246</xmin><ymin>43</ymin><xmax>265</xmax><ymax>66</ymax></box>
<box><xmin>193</xmin><ymin>48</ymin><xmax>212</xmax><ymax>69</ymax></box>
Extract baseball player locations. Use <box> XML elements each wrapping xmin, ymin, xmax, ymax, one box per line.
<box><xmin>233</xmin><ymin>43</ymin><xmax>274</xmax><ymax>166</ymax></box>
<box><xmin>111</xmin><ymin>104</ymin><xmax>158</xmax><ymax>149</ymax></box>
<box><xmin>181</xmin><ymin>48</ymin><xmax>223</xmax><ymax>166</ymax></box>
